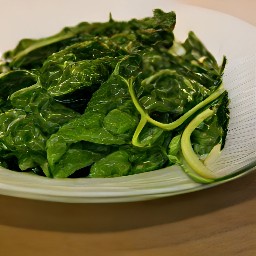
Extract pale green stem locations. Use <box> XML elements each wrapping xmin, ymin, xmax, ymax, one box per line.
<box><xmin>181</xmin><ymin>108</ymin><xmax>218</xmax><ymax>179</ymax></box>
<box><xmin>128</xmin><ymin>78</ymin><xmax>225</xmax><ymax>131</ymax></box>
<box><xmin>131</xmin><ymin>116</ymin><xmax>148</xmax><ymax>147</ymax></box>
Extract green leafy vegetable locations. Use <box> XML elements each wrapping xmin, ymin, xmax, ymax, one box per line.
<box><xmin>0</xmin><ymin>9</ymin><xmax>229</xmax><ymax>182</ymax></box>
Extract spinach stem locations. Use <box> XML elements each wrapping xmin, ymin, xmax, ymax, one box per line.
<box><xmin>128</xmin><ymin>78</ymin><xmax>225</xmax><ymax>131</ymax></box>
<box><xmin>131</xmin><ymin>116</ymin><xmax>148</xmax><ymax>147</ymax></box>
<box><xmin>128</xmin><ymin>77</ymin><xmax>225</xmax><ymax>147</ymax></box>
<box><xmin>181</xmin><ymin>107</ymin><xmax>218</xmax><ymax>179</ymax></box>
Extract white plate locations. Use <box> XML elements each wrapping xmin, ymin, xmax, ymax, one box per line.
<box><xmin>0</xmin><ymin>1</ymin><xmax>255</xmax><ymax>203</ymax></box>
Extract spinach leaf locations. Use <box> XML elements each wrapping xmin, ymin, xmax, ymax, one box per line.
<box><xmin>50</xmin><ymin>142</ymin><xmax>113</xmax><ymax>178</ymax></box>
<box><xmin>191</xmin><ymin>91</ymin><xmax>230</xmax><ymax>155</ymax></box>
<box><xmin>39</xmin><ymin>39</ymin><xmax>125</xmax><ymax>112</ymax></box>
<box><xmin>0</xmin><ymin>70</ymin><xmax>37</xmax><ymax>110</ymax></box>
<box><xmin>0</xmin><ymin>84</ymin><xmax>79</xmax><ymax>175</ymax></box>
<box><xmin>128</xmin><ymin>9</ymin><xmax>176</xmax><ymax>48</ymax></box>
<box><xmin>0</xmin><ymin>109</ymin><xmax>49</xmax><ymax>173</ymax></box>
<box><xmin>129</xmin><ymin>30</ymin><xmax>226</xmax><ymax>148</ymax></box>
<box><xmin>10</xmin><ymin>84</ymin><xmax>79</xmax><ymax>134</ymax></box>
<box><xmin>40</xmin><ymin>40</ymin><xmax>119</xmax><ymax>89</ymax></box>
<box><xmin>90</xmin><ymin>150</ymin><xmax>131</xmax><ymax>178</ymax></box>
<box><xmin>4</xmin><ymin>22</ymin><xmax>92</xmax><ymax>69</ymax></box>
<box><xmin>169</xmin><ymin>31</ymin><xmax>226</xmax><ymax>90</ymax></box>
<box><xmin>46</xmin><ymin>57</ymin><xmax>140</xmax><ymax>177</ymax></box>
<box><xmin>90</xmin><ymin>145</ymin><xmax>168</xmax><ymax>178</ymax></box>
<box><xmin>138</xmin><ymin>69</ymin><xmax>210</xmax><ymax>118</ymax></box>
<box><xmin>128</xmin><ymin>145</ymin><xmax>168</xmax><ymax>175</ymax></box>
<box><xmin>3</xmin><ymin>9</ymin><xmax>176</xmax><ymax>70</ymax></box>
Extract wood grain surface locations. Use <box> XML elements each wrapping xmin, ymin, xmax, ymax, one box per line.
<box><xmin>0</xmin><ymin>171</ymin><xmax>255</xmax><ymax>256</ymax></box>
<box><xmin>0</xmin><ymin>1</ymin><xmax>255</xmax><ymax>255</ymax></box>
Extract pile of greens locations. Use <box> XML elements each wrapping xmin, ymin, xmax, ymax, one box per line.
<box><xmin>0</xmin><ymin>9</ymin><xmax>229</xmax><ymax>183</ymax></box>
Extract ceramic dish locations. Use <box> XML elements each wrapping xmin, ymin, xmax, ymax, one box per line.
<box><xmin>0</xmin><ymin>0</ymin><xmax>255</xmax><ymax>203</ymax></box>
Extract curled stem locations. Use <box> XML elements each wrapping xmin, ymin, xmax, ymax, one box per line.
<box><xmin>181</xmin><ymin>107</ymin><xmax>217</xmax><ymax>179</ymax></box>
<box><xmin>127</xmin><ymin>76</ymin><xmax>225</xmax><ymax>147</ymax></box>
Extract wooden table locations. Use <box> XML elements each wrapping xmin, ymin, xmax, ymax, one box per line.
<box><xmin>0</xmin><ymin>1</ymin><xmax>255</xmax><ymax>255</ymax></box>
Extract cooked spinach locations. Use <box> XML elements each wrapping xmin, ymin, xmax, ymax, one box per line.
<box><xmin>0</xmin><ymin>9</ymin><xmax>229</xmax><ymax>183</ymax></box>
